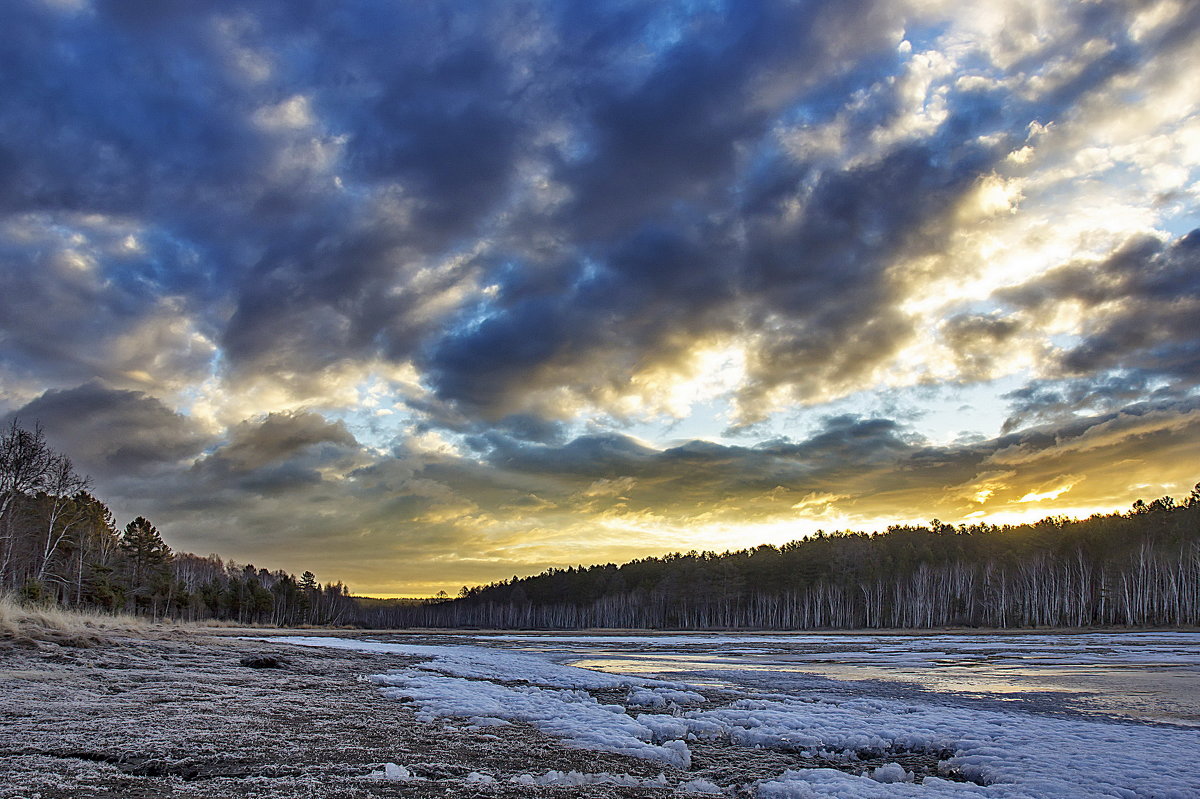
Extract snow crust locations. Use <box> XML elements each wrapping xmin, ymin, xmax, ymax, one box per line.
<box><xmin>757</xmin><ymin>769</ymin><xmax>954</xmax><ymax>798</ymax></box>
<box><xmin>271</xmin><ymin>634</ymin><xmax>1200</xmax><ymax>798</ymax></box>
<box><xmin>368</xmin><ymin>762</ymin><xmax>423</xmax><ymax>781</ymax></box>
<box><xmin>627</xmin><ymin>686</ymin><xmax>707</xmax><ymax>708</ymax></box>
<box><xmin>372</xmin><ymin>669</ymin><xmax>693</xmax><ymax>767</ymax></box>
<box><xmin>511</xmin><ymin>769</ymin><xmax>672</xmax><ymax>788</ymax></box>
<box><xmin>869</xmin><ymin>763</ymin><xmax>914</xmax><ymax>783</ymax></box>
<box><xmin>269</xmin><ymin>635</ymin><xmax>635</xmax><ymax>688</ymax></box>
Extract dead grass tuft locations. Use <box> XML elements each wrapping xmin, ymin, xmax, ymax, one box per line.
<box><xmin>194</xmin><ymin>618</ymin><xmax>276</xmax><ymax>628</ymax></box>
<box><xmin>0</xmin><ymin>593</ymin><xmax>159</xmax><ymax>647</ymax></box>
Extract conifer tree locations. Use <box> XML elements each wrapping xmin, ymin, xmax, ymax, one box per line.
<box><xmin>119</xmin><ymin>516</ymin><xmax>172</xmax><ymax>612</ymax></box>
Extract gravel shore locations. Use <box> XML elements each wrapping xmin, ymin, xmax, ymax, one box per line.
<box><xmin>0</xmin><ymin>630</ymin><xmax>694</xmax><ymax>798</ymax></box>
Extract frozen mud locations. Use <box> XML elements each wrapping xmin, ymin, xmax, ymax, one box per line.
<box><xmin>0</xmin><ymin>632</ymin><xmax>703</xmax><ymax>798</ymax></box>
<box><xmin>5</xmin><ymin>629</ymin><xmax>1199</xmax><ymax>797</ymax></box>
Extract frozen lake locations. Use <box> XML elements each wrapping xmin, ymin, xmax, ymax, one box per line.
<box><xmin>268</xmin><ymin>630</ymin><xmax>1200</xmax><ymax>797</ymax></box>
<box><xmin>484</xmin><ymin>630</ymin><xmax>1200</xmax><ymax>726</ymax></box>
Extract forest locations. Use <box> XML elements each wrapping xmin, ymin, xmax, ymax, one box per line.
<box><xmin>4</xmin><ymin>418</ymin><xmax>1198</xmax><ymax>630</ymax></box>
<box><xmin>368</xmin><ymin>491</ymin><xmax>1200</xmax><ymax>630</ymax></box>
<box><xmin>0</xmin><ymin>420</ymin><xmax>357</xmax><ymax>625</ymax></box>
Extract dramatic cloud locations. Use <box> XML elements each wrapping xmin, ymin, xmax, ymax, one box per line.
<box><xmin>1</xmin><ymin>0</ymin><xmax>1198</xmax><ymax>594</ymax></box>
<box><xmin>2</xmin><ymin>383</ymin><xmax>211</xmax><ymax>478</ymax></box>
<box><xmin>1003</xmin><ymin>231</ymin><xmax>1200</xmax><ymax>382</ymax></box>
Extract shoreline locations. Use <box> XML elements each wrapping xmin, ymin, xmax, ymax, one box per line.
<box><xmin>6</xmin><ymin>625</ymin><xmax>1199</xmax><ymax>797</ymax></box>
<box><xmin>0</xmin><ymin>629</ymin><xmax>696</xmax><ymax>798</ymax></box>
<box><xmin>215</xmin><ymin>624</ymin><xmax>1200</xmax><ymax>636</ymax></box>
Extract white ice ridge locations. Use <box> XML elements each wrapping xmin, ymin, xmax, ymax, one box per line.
<box><xmin>265</xmin><ymin>635</ymin><xmax>696</xmax><ymax>766</ymax></box>
<box><xmin>269</xmin><ymin>636</ymin><xmax>1200</xmax><ymax>798</ymax></box>
<box><xmin>265</xmin><ymin>634</ymin><xmax>656</xmax><ymax>688</ymax></box>
<box><xmin>372</xmin><ymin>668</ymin><xmax>692</xmax><ymax>767</ymax></box>
<box><xmin>470</xmin><ymin>769</ymin><xmax>721</xmax><ymax>793</ymax></box>
<box><xmin>627</xmin><ymin>686</ymin><xmax>707</xmax><ymax>708</ymax></box>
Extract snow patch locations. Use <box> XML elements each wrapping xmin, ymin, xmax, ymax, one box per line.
<box><xmin>465</xmin><ymin>771</ymin><xmax>497</xmax><ymax>784</ymax></box>
<box><xmin>758</xmin><ymin>769</ymin><xmax>933</xmax><ymax>797</ymax></box>
<box><xmin>628</xmin><ymin>686</ymin><xmax>707</xmax><ymax>707</ymax></box>
<box><xmin>869</xmin><ymin>763</ymin><xmax>915</xmax><ymax>783</ymax></box>
<box><xmin>510</xmin><ymin>769</ymin><xmax>672</xmax><ymax>788</ymax></box>
<box><xmin>275</xmin><ymin>634</ymin><xmax>1200</xmax><ymax>798</ymax></box>
<box><xmin>368</xmin><ymin>763</ymin><xmax>423</xmax><ymax>781</ymax></box>
<box><xmin>371</xmin><ymin>668</ymin><xmax>692</xmax><ymax>767</ymax></box>
<box><xmin>680</xmin><ymin>776</ymin><xmax>724</xmax><ymax>794</ymax></box>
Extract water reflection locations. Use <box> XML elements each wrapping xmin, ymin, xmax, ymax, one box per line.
<box><xmin>476</xmin><ymin>631</ymin><xmax>1200</xmax><ymax>727</ymax></box>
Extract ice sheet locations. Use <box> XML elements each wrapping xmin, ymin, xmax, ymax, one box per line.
<box><xmin>268</xmin><ymin>632</ymin><xmax>1200</xmax><ymax>797</ymax></box>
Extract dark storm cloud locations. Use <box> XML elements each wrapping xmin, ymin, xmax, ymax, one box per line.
<box><xmin>4</xmin><ymin>385</ymin><xmax>361</xmax><ymax>522</ymax></box>
<box><xmin>427</xmin><ymin>72</ymin><xmax>955</xmax><ymax>417</ymax></box>
<box><xmin>118</xmin><ymin>414</ymin><xmax>932</xmax><ymax>570</ymax></box>
<box><xmin>1000</xmin><ymin>374</ymin><xmax>1156</xmax><ymax>434</ymax></box>
<box><xmin>735</xmin><ymin>141</ymin><xmax>999</xmax><ymax>413</ymax></box>
<box><xmin>467</xmin><ymin>397</ymin><xmax>1200</xmax><ymax>524</ymax></box>
<box><xmin>3</xmin><ymin>0</ymin><xmax>1199</xmax><ymax>594</ymax></box>
<box><xmin>418</xmin><ymin>0</ymin><xmax>934</xmax><ymax>419</ymax></box>
<box><xmin>2</xmin><ymin>382</ymin><xmax>211</xmax><ymax>477</ymax></box>
<box><xmin>988</xmin><ymin>230</ymin><xmax>1200</xmax><ymax>428</ymax></box>
<box><xmin>471</xmin><ymin>415</ymin><xmax>924</xmax><ymax>516</ymax></box>
<box><xmin>0</xmin><ymin>0</ymin><xmax>914</xmax><ymax>413</ymax></box>
<box><xmin>548</xmin><ymin>0</ymin><xmax>900</xmax><ymax>237</ymax></box>
<box><xmin>418</xmin><ymin>0</ymin><xmax>1172</xmax><ymax>423</ymax></box>
<box><xmin>0</xmin><ymin>204</ymin><xmax>216</xmax><ymax>384</ymax></box>
<box><xmin>1054</xmin><ymin>232</ymin><xmax>1200</xmax><ymax>381</ymax></box>
<box><xmin>205</xmin><ymin>411</ymin><xmax>357</xmax><ymax>473</ymax></box>
<box><xmin>941</xmin><ymin>312</ymin><xmax>1023</xmax><ymax>380</ymax></box>
<box><xmin>998</xmin><ymin>233</ymin><xmax>1200</xmax><ymax>320</ymax></box>
<box><xmin>724</xmin><ymin>0</ymin><xmax>1177</xmax><ymax>414</ymax></box>
<box><xmin>260</xmin><ymin>397</ymin><xmax>1188</xmax><ymax>560</ymax></box>
<box><xmin>0</xmin><ymin>1</ymin><xmax>245</xmax><ymax>217</ymax></box>
<box><xmin>0</xmin><ymin>0</ymin><xmax>522</xmax><ymax>388</ymax></box>
<box><xmin>2</xmin><ymin>0</ymin><xmax>1185</xmax><ymax>424</ymax></box>
<box><xmin>346</xmin><ymin>49</ymin><xmax>521</xmax><ymax>241</ymax></box>
<box><xmin>486</xmin><ymin>432</ymin><xmax>658</xmax><ymax>477</ymax></box>
<box><xmin>426</xmin><ymin>220</ymin><xmax>740</xmax><ymax>417</ymax></box>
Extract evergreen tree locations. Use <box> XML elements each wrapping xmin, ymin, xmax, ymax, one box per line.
<box><xmin>119</xmin><ymin>516</ymin><xmax>172</xmax><ymax>613</ymax></box>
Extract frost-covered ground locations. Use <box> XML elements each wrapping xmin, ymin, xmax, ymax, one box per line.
<box><xmin>0</xmin><ymin>631</ymin><xmax>702</xmax><ymax>798</ymax></box>
<box><xmin>269</xmin><ymin>631</ymin><xmax>1200</xmax><ymax>798</ymax></box>
<box><xmin>4</xmin><ymin>629</ymin><xmax>1198</xmax><ymax>798</ymax></box>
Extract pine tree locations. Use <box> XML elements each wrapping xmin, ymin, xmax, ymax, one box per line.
<box><xmin>119</xmin><ymin>516</ymin><xmax>172</xmax><ymax>613</ymax></box>
<box><xmin>297</xmin><ymin>570</ymin><xmax>319</xmax><ymax>623</ymax></box>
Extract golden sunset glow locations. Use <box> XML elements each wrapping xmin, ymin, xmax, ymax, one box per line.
<box><xmin>0</xmin><ymin>0</ymin><xmax>1197</xmax><ymax>596</ymax></box>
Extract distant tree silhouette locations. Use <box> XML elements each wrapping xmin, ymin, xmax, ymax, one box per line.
<box><xmin>367</xmin><ymin>485</ymin><xmax>1200</xmax><ymax>630</ymax></box>
<box><xmin>3</xmin><ymin>418</ymin><xmax>1197</xmax><ymax>632</ymax></box>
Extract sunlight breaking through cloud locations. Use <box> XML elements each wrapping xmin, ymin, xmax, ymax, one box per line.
<box><xmin>0</xmin><ymin>0</ymin><xmax>1198</xmax><ymax>593</ymax></box>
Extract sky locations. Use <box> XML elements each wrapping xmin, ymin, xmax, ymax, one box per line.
<box><xmin>2</xmin><ymin>0</ymin><xmax>1199</xmax><ymax>596</ymax></box>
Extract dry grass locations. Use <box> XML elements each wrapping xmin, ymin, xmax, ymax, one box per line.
<box><xmin>193</xmin><ymin>617</ymin><xmax>255</xmax><ymax>628</ymax></box>
<box><xmin>0</xmin><ymin>593</ymin><xmax>158</xmax><ymax>647</ymax></box>
<box><xmin>192</xmin><ymin>618</ymin><xmax>294</xmax><ymax>629</ymax></box>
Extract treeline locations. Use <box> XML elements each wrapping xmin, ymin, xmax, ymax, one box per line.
<box><xmin>8</xmin><ymin>418</ymin><xmax>1199</xmax><ymax>631</ymax></box>
<box><xmin>364</xmin><ymin>489</ymin><xmax>1200</xmax><ymax>630</ymax></box>
<box><xmin>0</xmin><ymin>420</ymin><xmax>356</xmax><ymax>624</ymax></box>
